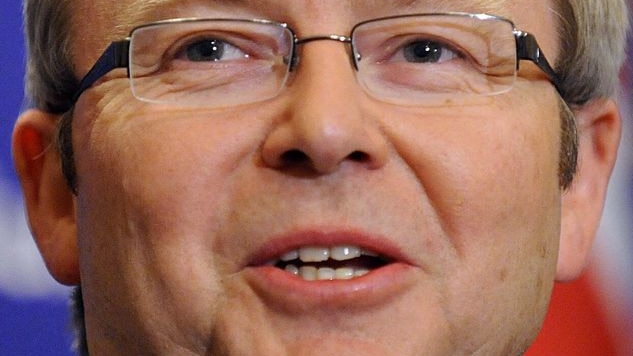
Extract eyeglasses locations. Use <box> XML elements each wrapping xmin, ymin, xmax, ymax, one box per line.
<box><xmin>73</xmin><ymin>13</ymin><xmax>560</xmax><ymax>108</ymax></box>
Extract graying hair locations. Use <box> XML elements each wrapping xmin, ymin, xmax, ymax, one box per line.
<box><xmin>554</xmin><ymin>0</ymin><xmax>630</xmax><ymax>105</ymax></box>
<box><xmin>24</xmin><ymin>0</ymin><xmax>76</xmax><ymax>114</ymax></box>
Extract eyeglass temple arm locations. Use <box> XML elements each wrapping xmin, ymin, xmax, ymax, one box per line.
<box><xmin>72</xmin><ymin>39</ymin><xmax>130</xmax><ymax>103</ymax></box>
<box><xmin>515</xmin><ymin>31</ymin><xmax>562</xmax><ymax>94</ymax></box>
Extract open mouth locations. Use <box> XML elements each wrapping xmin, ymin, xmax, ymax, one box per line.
<box><xmin>245</xmin><ymin>233</ymin><xmax>416</xmax><ymax>308</ymax></box>
<box><xmin>268</xmin><ymin>245</ymin><xmax>391</xmax><ymax>281</ymax></box>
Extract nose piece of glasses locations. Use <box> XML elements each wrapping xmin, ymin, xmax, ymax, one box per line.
<box><xmin>288</xmin><ymin>34</ymin><xmax>355</xmax><ymax>72</ymax></box>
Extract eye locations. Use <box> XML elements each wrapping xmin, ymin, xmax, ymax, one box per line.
<box><xmin>179</xmin><ymin>38</ymin><xmax>248</xmax><ymax>62</ymax></box>
<box><xmin>400</xmin><ymin>39</ymin><xmax>458</xmax><ymax>63</ymax></box>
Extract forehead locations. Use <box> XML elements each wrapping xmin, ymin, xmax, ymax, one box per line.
<box><xmin>121</xmin><ymin>0</ymin><xmax>511</xmax><ymax>19</ymax></box>
<box><xmin>77</xmin><ymin>0</ymin><xmax>521</xmax><ymax>35</ymax></box>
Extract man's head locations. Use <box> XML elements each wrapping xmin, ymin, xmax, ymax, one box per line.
<box><xmin>13</xmin><ymin>0</ymin><xmax>628</xmax><ymax>355</ymax></box>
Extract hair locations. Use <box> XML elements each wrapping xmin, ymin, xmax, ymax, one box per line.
<box><xmin>22</xmin><ymin>0</ymin><xmax>630</xmax><ymax>355</ymax></box>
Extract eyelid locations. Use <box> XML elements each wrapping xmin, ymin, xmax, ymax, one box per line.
<box><xmin>164</xmin><ymin>30</ymin><xmax>289</xmax><ymax>65</ymax></box>
<box><xmin>174</xmin><ymin>38</ymin><xmax>245</xmax><ymax>63</ymax></box>
<box><xmin>375</xmin><ymin>34</ymin><xmax>470</xmax><ymax>64</ymax></box>
<box><xmin>166</xmin><ymin>31</ymin><xmax>252</xmax><ymax>60</ymax></box>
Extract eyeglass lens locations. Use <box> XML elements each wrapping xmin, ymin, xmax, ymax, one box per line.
<box><xmin>127</xmin><ymin>15</ymin><xmax>518</xmax><ymax>108</ymax></box>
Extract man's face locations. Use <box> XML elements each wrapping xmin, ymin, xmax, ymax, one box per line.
<box><xmin>70</xmin><ymin>0</ymin><xmax>563</xmax><ymax>354</ymax></box>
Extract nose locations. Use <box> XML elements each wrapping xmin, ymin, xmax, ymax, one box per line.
<box><xmin>261</xmin><ymin>40</ymin><xmax>389</xmax><ymax>175</ymax></box>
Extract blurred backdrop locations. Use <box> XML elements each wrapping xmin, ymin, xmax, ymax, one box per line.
<box><xmin>1</xmin><ymin>1</ymin><xmax>632</xmax><ymax>355</ymax></box>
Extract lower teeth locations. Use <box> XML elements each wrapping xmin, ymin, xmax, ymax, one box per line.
<box><xmin>284</xmin><ymin>265</ymin><xmax>369</xmax><ymax>280</ymax></box>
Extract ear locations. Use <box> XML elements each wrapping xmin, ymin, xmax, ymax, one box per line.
<box><xmin>12</xmin><ymin>109</ymin><xmax>80</xmax><ymax>285</ymax></box>
<box><xmin>557</xmin><ymin>99</ymin><xmax>621</xmax><ymax>281</ymax></box>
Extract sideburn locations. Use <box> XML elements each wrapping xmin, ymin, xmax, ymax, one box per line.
<box><xmin>57</xmin><ymin>108</ymin><xmax>78</xmax><ymax>194</ymax></box>
<box><xmin>558</xmin><ymin>99</ymin><xmax>579</xmax><ymax>190</ymax></box>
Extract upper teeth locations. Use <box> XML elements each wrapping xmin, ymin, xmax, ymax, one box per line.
<box><xmin>272</xmin><ymin>245</ymin><xmax>381</xmax><ymax>281</ymax></box>
<box><xmin>280</xmin><ymin>245</ymin><xmax>376</xmax><ymax>263</ymax></box>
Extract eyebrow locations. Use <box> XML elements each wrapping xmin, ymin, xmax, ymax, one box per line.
<box><xmin>117</xmin><ymin>0</ymin><xmax>245</xmax><ymax>33</ymax></box>
<box><xmin>388</xmin><ymin>0</ymin><xmax>508</xmax><ymax>14</ymax></box>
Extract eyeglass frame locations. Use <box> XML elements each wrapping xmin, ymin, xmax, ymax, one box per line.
<box><xmin>71</xmin><ymin>12</ymin><xmax>562</xmax><ymax>106</ymax></box>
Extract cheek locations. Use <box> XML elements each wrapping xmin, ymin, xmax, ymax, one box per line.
<box><xmin>385</xmin><ymin>96</ymin><xmax>561</xmax><ymax>350</ymax></box>
<box><xmin>76</xmin><ymin>111</ymin><xmax>226</xmax><ymax>227</ymax></box>
<box><xmin>73</xmin><ymin>98</ymin><xmax>271</xmax><ymax>258</ymax></box>
<box><xmin>73</xmin><ymin>88</ymin><xmax>261</xmax><ymax>222</ymax></box>
<box><xmin>387</xmin><ymin>102</ymin><xmax>561</xmax><ymax>239</ymax></box>
<box><xmin>71</xmin><ymin>99</ymin><xmax>265</xmax><ymax>341</ymax></box>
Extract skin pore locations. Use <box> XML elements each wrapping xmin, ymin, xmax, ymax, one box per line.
<box><xmin>12</xmin><ymin>0</ymin><xmax>621</xmax><ymax>355</ymax></box>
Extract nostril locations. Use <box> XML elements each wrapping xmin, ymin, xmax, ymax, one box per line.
<box><xmin>280</xmin><ymin>149</ymin><xmax>310</xmax><ymax>166</ymax></box>
<box><xmin>277</xmin><ymin>149</ymin><xmax>372</xmax><ymax>171</ymax></box>
<box><xmin>348</xmin><ymin>150</ymin><xmax>369</xmax><ymax>162</ymax></box>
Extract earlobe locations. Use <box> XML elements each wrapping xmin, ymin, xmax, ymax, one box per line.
<box><xmin>12</xmin><ymin>109</ymin><xmax>80</xmax><ymax>285</ymax></box>
<box><xmin>557</xmin><ymin>99</ymin><xmax>621</xmax><ymax>281</ymax></box>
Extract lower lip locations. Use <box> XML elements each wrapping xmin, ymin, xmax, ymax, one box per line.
<box><xmin>244</xmin><ymin>262</ymin><xmax>416</xmax><ymax>312</ymax></box>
